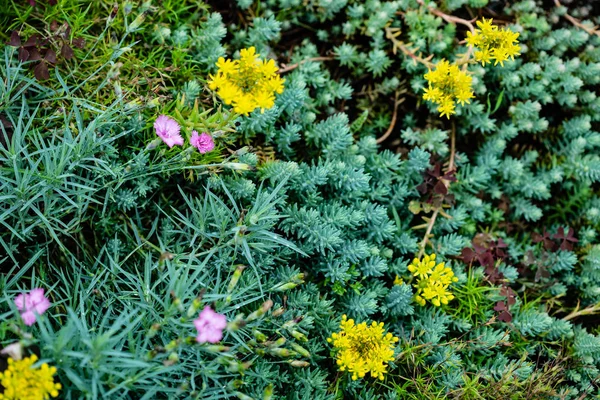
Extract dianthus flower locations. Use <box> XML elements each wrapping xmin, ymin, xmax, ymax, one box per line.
<box><xmin>208</xmin><ymin>47</ymin><xmax>285</xmax><ymax>115</ymax></box>
<box><xmin>154</xmin><ymin>115</ymin><xmax>184</xmax><ymax>148</ymax></box>
<box><xmin>14</xmin><ymin>288</ymin><xmax>50</xmax><ymax>326</ymax></box>
<box><xmin>327</xmin><ymin>315</ymin><xmax>398</xmax><ymax>381</ymax></box>
<box><xmin>465</xmin><ymin>18</ymin><xmax>521</xmax><ymax>67</ymax></box>
<box><xmin>410</xmin><ymin>254</ymin><xmax>458</xmax><ymax>307</ymax></box>
<box><xmin>190</xmin><ymin>131</ymin><xmax>215</xmax><ymax>154</ymax></box>
<box><xmin>0</xmin><ymin>355</ymin><xmax>61</xmax><ymax>400</ymax></box>
<box><xmin>423</xmin><ymin>60</ymin><xmax>474</xmax><ymax>118</ymax></box>
<box><xmin>194</xmin><ymin>306</ymin><xmax>227</xmax><ymax>344</ymax></box>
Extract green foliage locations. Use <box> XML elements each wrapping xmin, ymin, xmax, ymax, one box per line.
<box><xmin>2</xmin><ymin>0</ymin><xmax>600</xmax><ymax>398</ymax></box>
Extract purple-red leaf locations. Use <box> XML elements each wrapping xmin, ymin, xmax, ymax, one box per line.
<box><xmin>24</xmin><ymin>34</ymin><xmax>40</xmax><ymax>47</ymax></box>
<box><xmin>433</xmin><ymin>180</ymin><xmax>448</xmax><ymax>195</ymax></box>
<box><xmin>28</xmin><ymin>48</ymin><xmax>42</xmax><ymax>61</ymax></box>
<box><xmin>61</xmin><ymin>44</ymin><xmax>74</xmax><ymax>59</ymax></box>
<box><xmin>494</xmin><ymin>301</ymin><xmax>506</xmax><ymax>312</ymax></box>
<box><xmin>34</xmin><ymin>62</ymin><xmax>50</xmax><ymax>80</ymax></box>
<box><xmin>498</xmin><ymin>310</ymin><xmax>512</xmax><ymax>323</ymax></box>
<box><xmin>72</xmin><ymin>37</ymin><xmax>86</xmax><ymax>49</ymax></box>
<box><xmin>18</xmin><ymin>48</ymin><xmax>30</xmax><ymax>62</ymax></box>
<box><xmin>8</xmin><ymin>31</ymin><xmax>21</xmax><ymax>47</ymax></box>
<box><xmin>44</xmin><ymin>49</ymin><xmax>57</xmax><ymax>64</ymax></box>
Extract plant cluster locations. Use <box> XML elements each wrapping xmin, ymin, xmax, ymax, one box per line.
<box><xmin>1</xmin><ymin>0</ymin><xmax>600</xmax><ymax>398</ymax></box>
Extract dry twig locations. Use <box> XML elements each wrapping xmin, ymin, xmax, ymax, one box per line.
<box><xmin>277</xmin><ymin>56</ymin><xmax>335</xmax><ymax>74</ymax></box>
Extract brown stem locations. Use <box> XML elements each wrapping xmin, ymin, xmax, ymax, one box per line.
<box><xmin>385</xmin><ymin>27</ymin><xmax>435</xmax><ymax>69</ymax></box>
<box><xmin>447</xmin><ymin>121</ymin><xmax>456</xmax><ymax>173</ymax></box>
<box><xmin>417</xmin><ymin>0</ymin><xmax>476</xmax><ymax>34</ymax></box>
<box><xmin>277</xmin><ymin>56</ymin><xmax>335</xmax><ymax>74</ymax></box>
<box><xmin>554</xmin><ymin>0</ymin><xmax>600</xmax><ymax>37</ymax></box>
<box><xmin>376</xmin><ymin>92</ymin><xmax>405</xmax><ymax>144</ymax></box>
<box><xmin>417</xmin><ymin>122</ymin><xmax>457</xmax><ymax>258</ymax></box>
<box><xmin>562</xmin><ymin>301</ymin><xmax>600</xmax><ymax>322</ymax></box>
<box><xmin>418</xmin><ymin>207</ymin><xmax>440</xmax><ymax>258</ymax></box>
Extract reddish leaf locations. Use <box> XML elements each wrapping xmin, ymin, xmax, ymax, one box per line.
<box><xmin>61</xmin><ymin>44</ymin><xmax>74</xmax><ymax>60</ymax></box>
<box><xmin>433</xmin><ymin>180</ymin><xmax>448</xmax><ymax>195</ymax></box>
<box><xmin>494</xmin><ymin>301</ymin><xmax>506</xmax><ymax>312</ymax></box>
<box><xmin>460</xmin><ymin>248</ymin><xmax>477</xmax><ymax>264</ymax></box>
<box><xmin>50</xmin><ymin>20</ymin><xmax>59</xmax><ymax>32</ymax></box>
<box><xmin>24</xmin><ymin>34</ymin><xmax>40</xmax><ymax>47</ymax></box>
<box><xmin>478</xmin><ymin>252</ymin><xmax>495</xmax><ymax>269</ymax></box>
<box><xmin>498</xmin><ymin>310</ymin><xmax>512</xmax><ymax>323</ymax></box>
<box><xmin>18</xmin><ymin>47</ymin><xmax>30</xmax><ymax>62</ymax></box>
<box><xmin>72</xmin><ymin>37</ymin><xmax>86</xmax><ymax>49</ymax></box>
<box><xmin>8</xmin><ymin>31</ymin><xmax>21</xmax><ymax>47</ymax></box>
<box><xmin>34</xmin><ymin>62</ymin><xmax>50</xmax><ymax>80</ymax></box>
<box><xmin>28</xmin><ymin>48</ymin><xmax>42</xmax><ymax>61</ymax></box>
<box><xmin>48</xmin><ymin>0</ymin><xmax>57</xmax><ymax>4</ymax></box>
<box><xmin>44</xmin><ymin>49</ymin><xmax>57</xmax><ymax>64</ymax></box>
<box><xmin>28</xmin><ymin>0</ymin><xmax>36</xmax><ymax>6</ymax></box>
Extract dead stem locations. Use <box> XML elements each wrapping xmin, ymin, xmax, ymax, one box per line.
<box><xmin>376</xmin><ymin>91</ymin><xmax>405</xmax><ymax>144</ymax></box>
<box><xmin>554</xmin><ymin>0</ymin><xmax>600</xmax><ymax>37</ymax></box>
<box><xmin>277</xmin><ymin>56</ymin><xmax>335</xmax><ymax>74</ymax></box>
<box><xmin>417</xmin><ymin>122</ymin><xmax>457</xmax><ymax>257</ymax></box>
<box><xmin>562</xmin><ymin>301</ymin><xmax>600</xmax><ymax>322</ymax></box>
<box><xmin>385</xmin><ymin>26</ymin><xmax>435</xmax><ymax>69</ymax></box>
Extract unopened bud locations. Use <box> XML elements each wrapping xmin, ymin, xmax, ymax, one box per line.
<box><xmin>223</xmin><ymin>162</ymin><xmax>252</xmax><ymax>171</ymax></box>
<box><xmin>263</xmin><ymin>384</ymin><xmax>274</xmax><ymax>400</ymax></box>
<box><xmin>163</xmin><ymin>352</ymin><xmax>179</xmax><ymax>366</ymax></box>
<box><xmin>290</xmin><ymin>343</ymin><xmax>310</xmax><ymax>358</ymax></box>
<box><xmin>271</xmin><ymin>307</ymin><xmax>285</xmax><ymax>317</ymax></box>
<box><xmin>146</xmin><ymin>137</ymin><xmax>162</xmax><ymax>150</ymax></box>
<box><xmin>127</xmin><ymin>12</ymin><xmax>147</xmax><ymax>33</ymax></box>
<box><xmin>147</xmin><ymin>323</ymin><xmax>161</xmax><ymax>339</ymax></box>
<box><xmin>246</xmin><ymin>299</ymin><xmax>273</xmax><ymax>322</ymax></box>
<box><xmin>234</xmin><ymin>392</ymin><xmax>254</xmax><ymax>400</ymax></box>
<box><xmin>253</xmin><ymin>329</ymin><xmax>267</xmax><ymax>342</ymax></box>
<box><xmin>268</xmin><ymin>348</ymin><xmax>298</xmax><ymax>358</ymax></box>
<box><xmin>288</xmin><ymin>360</ymin><xmax>310</xmax><ymax>368</ymax></box>
<box><xmin>186</xmin><ymin>297</ymin><xmax>202</xmax><ymax>318</ymax></box>
<box><xmin>290</xmin><ymin>330</ymin><xmax>308</xmax><ymax>342</ymax></box>
<box><xmin>227</xmin><ymin>265</ymin><xmax>246</xmax><ymax>294</ymax></box>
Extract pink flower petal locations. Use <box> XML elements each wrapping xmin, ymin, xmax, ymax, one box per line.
<box><xmin>190</xmin><ymin>131</ymin><xmax>215</xmax><ymax>154</ymax></box>
<box><xmin>14</xmin><ymin>294</ymin><xmax>25</xmax><ymax>311</ymax></box>
<box><xmin>29</xmin><ymin>288</ymin><xmax>46</xmax><ymax>304</ymax></box>
<box><xmin>154</xmin><ymin>115</ymin><xmax>183</xmax><ymax>148</ymax></box>
<box><xmin>21</xmin><ymin>311</ymin><xmax>36</xmax><ymax>326</ymax></box>
<box><xmin>193</xmin><ymin>306</ymin><xmax>227</xmax><ymax>344</ymax></box>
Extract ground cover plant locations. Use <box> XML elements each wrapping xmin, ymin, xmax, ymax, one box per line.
<box><xmin>1</xmin><ymin>0</ymin><xmax>600</xmax><ymax>398</ymax></box>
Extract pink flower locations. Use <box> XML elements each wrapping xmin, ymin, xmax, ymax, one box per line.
<box><xmin>14</xmin><ymin>288</ymin><xmax>51</xmax><ymax>326</ymax></box>
<box><xmin>190</xmin><ymin>131</ymin><xmax>215</xmax><ymax>154</ymax></box>
<box><xmin>193</xmin><ymin>306</ymin><xmax>227</xmax><ymax>344</ymax></box>
<box><xmin>154</xmin><ymin>115</ymin><xmax>184</xmax><ymax>148</ymax></box>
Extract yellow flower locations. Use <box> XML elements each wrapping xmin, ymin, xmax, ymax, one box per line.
<box><xmin>465</xmin><ymin>18</ymin><xmax>521</xmax><ymax>67</ymax></box>
<box><xmin>393</xmin><ymin>275</ymin><xmax>404</xmax><ymax>285</ymax></box>
<box><xmin>0</xmin><ymin>355</ymin><xmax>62</xmax><ymax>400</ymax></box>
<box><xmin>407</xmin><ymin>254</ymin><xmax>436</xmax><ymax>279</ymax></box>
<box><xmin>410</xmin><ymin>253</ymin><xmax>458</xmax><ymax>307</ymax></box>
<box><xmin>327</xmin><ymin>315</ymin><xmax>398</xmax><ymax>381</ymax></box>
<box><xmin>422</xmin><ymin>60</ymin><xmax>474</xmax><ymax>118</ymax></box>
<box><xmin>208</xmin><ymin>46</ymin><xmax>285</xmax><ymax>115</ymax></box>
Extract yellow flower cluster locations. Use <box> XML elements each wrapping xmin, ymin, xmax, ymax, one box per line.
<box><xmin>208</xmin><ymin>47</ymin><xmax>285</xmax><ymax>115</ymax></box>
<box><xmin>409</xmin><ymin>254</ymin><xmax>458</xmax><ymax>307</ymax></box>
<box><xmin>0</xmin><ymin>355</ymin><xmax>61</xmax><ymax>400</ymax></box>
<box><xmin>423</xmin><ymin>60</ymin><xmax>474</xmax><ymax>118</ymax></box>
<box><xmin>327</xmin><ymin>315</ymin><xmax>398</xmax><ymax>381</ymax></box>
<box><xmin>465</xmin><ymin>18</ymin><xmax>521</xmax><ymax>66</ymax></box>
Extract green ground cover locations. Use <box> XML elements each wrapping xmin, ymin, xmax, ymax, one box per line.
<box><xmin>1</xmin><ymin>0</ymin><xmax>600</xmax><ymax>398</ymax></box>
